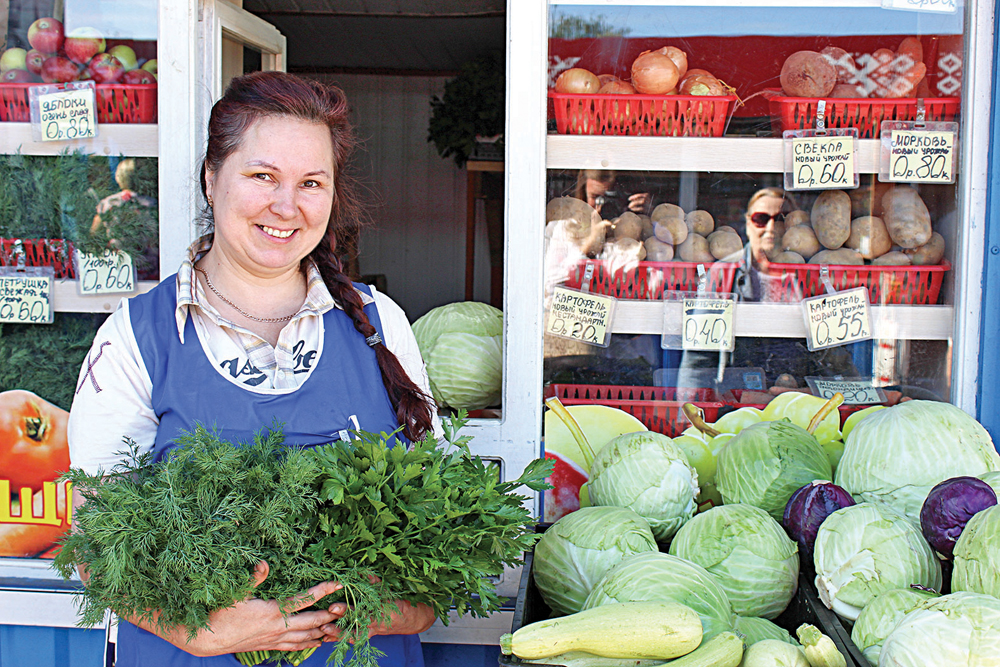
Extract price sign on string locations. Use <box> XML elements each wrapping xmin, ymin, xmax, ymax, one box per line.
<box><xmin>0</xmin><ymin>268</ymin><xmax>54</xmax><ymax>324</ymax></box>
<box><xmin>545</xmin><ymin>286</ymin><xmax>616</xmax><ymax>347</ymax></box>
<box><xmin>880</xmin><ymin>121</ymin><xmax>958</xmax><ymax>185</ymax></box>
<box><xmin>28</xmin><ymin>81</ymin><xmax>98</xmax><ymax>142</ymax></box>
<box><xmin>784</xmin><ymin>130</ymin><xmax>859</xmax><ymax>191</ymax></box>
<box><xmin>681</xmin><ymin>296</ymin><xmax>735</xmax><ymax>352</ymax></box>
<box><xmin>76</xmin><ymin>250</ymin><xmax>135</xmax><ymax>295</ymax></box>
<box><xmin>805</xmin><ymin>377</ymin><xmax>887</xmax><ymax>405</ymax></box>
<box><xmin>802</xmin><ymin>287</ymin><xmax>872</xmax><ymax>351</ymax></box>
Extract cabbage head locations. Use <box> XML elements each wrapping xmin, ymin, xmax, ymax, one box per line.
<box><xmin>532</xmin><ymin>506</ymin><xmax>657</xmax><ymax>616</ymax></box>
<box><xmin>980</xmin><ymin>471</ymin><xmax>1000</xmax><ymax>497</ymax></box>
<box><xmin>734</xmin><ymin>615</ymin><xmax>799</xmax><ymax>647</ymax></box>
<box><xmin>582</xmin><ymin>551</ymin><xmax>736</xmax><ymax>641</ymax></box>
<box><xmin>715</xmin><ymin>420</ymin><xmax>833</xmax><ymax>520</ymax></box>
<box><xmin>850</xmin><ymin>587</ymin><xmax>939</xmax><ymax>667</ymax></box>
<box><xmin>588</xmin><ymin>431</ymin><xmax>698</xmax><ymax>541</ymax></box>
<box><xmin>741</xmin><ymin>639</ymin><xmax>809</xmax><ymax>667</ymax></box>
<box><xmin>411</xmin><ymin>301</ymin><xmax>503</xmax><ymax>410</ymax></box>
<box><xmin>952</xmin><ymin>504</ymin><xmax>1000</xmax><ymax>599</ymax></box>
<box><xmin>669</xmin><ymin>504</ymin><xmax>799</xmax><ymax>619</ymax></box>
<box><xmin>813</xmin><ymin>502</ymin><xmax>942</xmax><ymax>622</ymax></box>
<box><xmin>878</xmin><ymin>592</ymin><xmax>1000</xmax><ymax>667</ymax></box>
<box><xmin>835</xmin><ymin>400</ymin><xmax>1000</xmax><ymax>524</ymax></box>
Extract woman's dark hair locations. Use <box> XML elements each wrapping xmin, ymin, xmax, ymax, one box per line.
<box><xmin>199</xmin><ymin>71</ymin><xmax>434</xmax><ymax>441</ymax></box>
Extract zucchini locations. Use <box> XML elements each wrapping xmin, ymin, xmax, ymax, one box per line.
<box><xmin>523</xmin><ymin>652</ymin><xmax>669</xmax><ymax>667</ymax></box>
<box><xmin>499</xmin><ymin>601</ymin><xmax>702</xmax><ymax>660</ymax></box>
<box><xmin>796</xmin><ymin>624</ymin><xmax>847</xmax><ymax>667</ymax></box>
<box><xmin>656</xmin><ymin>631</ymin><xmax>743</xmax><ymax>667</ymax></box>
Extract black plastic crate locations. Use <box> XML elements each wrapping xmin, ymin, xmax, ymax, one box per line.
<box><xmin>499</xmin><ymin>548</ymin><xmax>867</xmax><ymax>667</ymax></box>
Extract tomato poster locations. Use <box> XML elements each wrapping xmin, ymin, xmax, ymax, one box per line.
<box><xmin>0</xmin><ymin>390</ymin><xmax>73</xmax><ymax>558</ymax></box>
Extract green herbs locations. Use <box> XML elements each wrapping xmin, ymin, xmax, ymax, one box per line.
<box><xmin>427</xmin><ymin>53</ymin><xmax>504</xmax><ymax>167</ymax></box>
<box><xmin>55</xmin><ymin>413</ymin><xmax>551</xmax><ymax>667</ymax></box>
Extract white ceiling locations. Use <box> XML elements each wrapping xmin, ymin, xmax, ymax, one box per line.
<box><xmin>242</xmin><ymin>0</ymin><xmax>507</xmax><ymax>72</ymax></box>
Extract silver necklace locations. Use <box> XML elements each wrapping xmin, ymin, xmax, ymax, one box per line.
<box><xmin>195</xmin><ymin>266</ymin><xmax>296</xmax><ymax>323</ymax></box>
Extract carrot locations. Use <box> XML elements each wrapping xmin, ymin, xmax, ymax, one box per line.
<box><xmin>885</xmin><ymin>62</ymin><xmax>927</xmax><ymax>98</ymax></box>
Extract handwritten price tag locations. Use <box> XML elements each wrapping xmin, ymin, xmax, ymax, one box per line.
<box><xmin>802</xmin><ymin>287</ymin><xmax>872</xmax><ymax>351</ymax></box>
<box><xmin>805</xmin><ymin>377</ymin><xmax>887</xmax><ymax>405</ymax></box>
<box><xmin>881</xmin><ymin>0</ymin><xmax>957</xmax><ymax>13</ymax></box>
<box><xmin>682</xmin><ymin>297</ymin><xmax>734</xmax><ymax>351</ymax></box>
<box><xmin>35</xmin><ymin>86</ymin><xmax>97</xmax><ymax>142</ymax></box>
<box><xmin>788</xmin><ymin>135</ymin><xmax>856</xmax><ymax>190</ymax></box>
<box><xmin>0</xmin><ymin>274</ymin><xmax>53</xmax><ymax>324</ymax></box>
<box><xmin>546</xmin><ymin>287</ymin><xmax>615</xmax><ymax>347</ymax></box>
<box><xmin>885</xmin><ymin>130</ymin><xmax>956</xmax><ymax>184</ymax></box>
<box><xmin>76</xmin><ymin>250</ymin><xmax>135</xmax><ymax>295</ymax></box>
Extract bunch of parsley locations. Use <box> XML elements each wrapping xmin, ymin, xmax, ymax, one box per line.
<box><xmin>55</xmin><ymin>413</ymin><xmax>551</xmax><ymax>667</ymax></box>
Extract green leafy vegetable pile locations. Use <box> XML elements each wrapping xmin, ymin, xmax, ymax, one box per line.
<box><xmin>55</xmin><ymin>413</ymin><xmax>551</xmax><ymax>667</ymax></box>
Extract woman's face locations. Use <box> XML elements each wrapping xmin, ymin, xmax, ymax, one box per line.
<box><xmin>204</xmin><ymin>115</ymin><xmax>335</xmax><ymax>277</ymax></box>
<box><xmin>746</xmin><ymin>195</ymin><xmax>787</xmax><ymax>260</ymax></box>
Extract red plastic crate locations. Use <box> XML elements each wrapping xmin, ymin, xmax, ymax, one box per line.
<box><xmin>768</xmin><ymin>94</ymin><xmax>960</xmax><ymax>139</ymax></box>
<box><xmin>545</xmin><ymin>384</ymin><xmax>724</xmax><ymax>437</ymax></box>
<box><xmin>550</xmin><ymin>91</ymin><xmax>737</xmax><ymax>136</ymax></box>
<box><xmin>564</xmin><ymin>259</ymin><xmax>738</xmax><ymax>300</ymax></box>
<box><xmin>762</xmin><ymin>261</ymin><xmax>949</xmax><ymax>305</ymax></box>
<box><xmin>0</xmin><ymin>83</ymin><xmax>157</xmax><ymax>124</ymax></box>
<box><xmin>0</xmin><ymin>238</ymin><xmax>76</xmax><ymax>278</ymax></box>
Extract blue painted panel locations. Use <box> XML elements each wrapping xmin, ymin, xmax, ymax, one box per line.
<box><xmin>977</xmin><ymin>0</ymin><xmax>1000</xmax><ymax>445</ymax></box>
<box><xmin>0</xmin><ymin>625</ymin><xmax>105</xmax><ymax>667</ymax></box>
<box><xmin>422</xmin><ymin>643</ymin><xmax>502</xmax><ymax>667</ymax></box>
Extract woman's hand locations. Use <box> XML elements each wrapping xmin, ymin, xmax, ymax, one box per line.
<box><xmin>319</xmin><ymin>599</ymin><xmax>436</xmax><ymax>642</ymax></box>
<box><xmin>135</xmin><ymin>561</ymin><xmax>348</xmax><ymax>657</ymax></box>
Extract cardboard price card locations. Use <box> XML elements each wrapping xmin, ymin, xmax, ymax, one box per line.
<box><xmin>802</xmin><ymin>287</ymin><xmax>872</xmax><ymax>351</ymax></box>
<box><xmin>546</xmin><ymin>287</ymin><xmax>616</xmax><ymax>347</ymax></box>
<box><xmin>681</xmin><ymin>297</ymin><xmax>735</xmax><ymax>352</ymax></box>
<box><xmin>76</xmin><ymin>250</ymin><xmax>136</xmax><ymax>295</ymax></box>
<box><xmin>0</xmin><ymin>269</ymin><xmax>54</xmax><ymax>324</ymax></box>
<box><xmin>784</xmin><ymin>128</ymin><xmax>859</xmax><ymax>191</ymax></box>
<box><xmin>880</xmin><ymin>122</ymin><xmax>958</xmax><ymax>185</ymax></box>
<box><xmin>28</xmin><ymin>81</ymin><xmax>98</xmax><ymax>142</ymax></box>
<box><xmin>805</xmin><ymin>377</ymin><xmax>887</xmax><ymax>405</ymax></box>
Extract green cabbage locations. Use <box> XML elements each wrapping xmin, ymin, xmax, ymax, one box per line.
<box><xmin>812</xmin><ymin>502</ymin><xmax>942</xmax><ymax>622</ymax></box>
<box><xmin>835</xmin><ymin>400</ymin><xmax>1000</xmax><ymax>524</ymax></box>
<box><xmin>879</xmin><ymin>592</ymin><xmax>1000</xmax><ymax>667</ymax></box>
<box><xmin>849</xmin><ymin>587</ymin><xmax>939</xmax><ymax>667</ymax></box>
<box><xmin>582</xmin><ymin>551</ymin><xmax>736</xmax><ymax>641</ymax></box>
<box><xmin>411</xmin><ymin>301</ymin><xmax>503</xmax><ymax>410</ymax></box>
<box><xmin>952</xmin><ymin>504</ymin><xmax>1000</xmax><ymax>599</ymax></box>
<box><xmin>588</xmin><ymin>432</ymin><xmax>699</xmax><ymax>541</ymax></box>
<box><xmin>740</xmin><ymin>639</ymin><xmax>809</xmax><ymax>667</ymax></box>
<box><xmin>715</xmin><ymin>420</ymin><xmax>833</xmax><ymax>520</ymax></box>
<box><xmin>669</xmin><ymin>504</ymin><xmax>799</xmax><ymax>619</ymax></box>
<box><xmin>734</xmin><ymin>615</ymin><xmax>799</xmax><ymax>647</ymax></box>
<box><xmin>532</xmin><ymin>506</ymin><xmax>657</xmax><ymax>616</ymax></box>
<box><xmin>979</xmin><ymin>471</ymin><xmax>1000</xmax><ymax>497</ymax></box>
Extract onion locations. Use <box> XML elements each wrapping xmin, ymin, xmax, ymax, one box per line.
<box><xmin>680</xmin><ymin>68</ymin><xmax>713</xmax><ymax>83</ymax></box>
<box><xmin>630</xmin><ymin>50</ymin><xmax>680</xmax><ymax>94</ymax></box>
<box><xmin>658</xmin><ymin>46</ymin><xmax>688</xmax><ymax>80</ymax></box>
<box><xmin>597</xmin><ymin>73</ymin><xmax>620</xmax><ymax>86</ymax></box>
<box><xmin>920</xmin><ymin>476</ymin><xmax>998</xmax><ymax>559</ymax></box>
<box><xmin>555</xmin><ymin>68</ymin><xmax>601</xmax><ymax>94</ymax></box>
<box><xmin>599</xmin><ymin>79</ymin><xmax>635</xmax><ymax>94</ymax></box>
<box><xmin>680</xmin><ymin>75</ymin><xmax>725</xmax><ymax>96</ymax></box>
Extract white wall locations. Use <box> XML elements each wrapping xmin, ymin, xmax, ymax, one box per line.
<box><xmin>310</xmin><ymin>73</ymin><xmax>492</xmax><ymax>322</ymax></box>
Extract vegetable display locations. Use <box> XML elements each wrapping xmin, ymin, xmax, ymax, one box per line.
<box><xmin>849</xmin><ymin>587</ymin><xmax>939</xmax><ymax>667</ymax></box>
<box><xmin>668</xmin><ymin>503</ymin><xmax>799</xmax><ymax>620</ymax></box>
<box><xmin>411</xmin><ymin>301</ymin><xmax>503</xmax><ymax>411</ymax></box>
<box><xmin>55</xmin><ymin>414</ymin><xmax>550</xmax><ymax>667</ymax></box>
<box><xmin>919</xmin><ymin>476</ymin><xmax>997</xmax><ymax>559</ymax></box>
<box><xmin>951</xmin><ymin>504</ymin><xmax>1000</xmax><ymax>599</ymax></box>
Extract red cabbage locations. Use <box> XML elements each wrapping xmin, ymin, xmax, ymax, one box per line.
<box><xmin>782</xmin><ymin>480</ymin><xmax>856</xmax><ymax>557</ymax></box>
<box><xmin>919</xmin><ymin>476</ymin><xmax>998</xmax><ymax>559</ymax></box>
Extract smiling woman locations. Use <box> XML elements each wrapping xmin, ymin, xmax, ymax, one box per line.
<box><xmin>66</xmin><ymin>72</ymin><xmax>440</xmax><ymax>667</ymax></box>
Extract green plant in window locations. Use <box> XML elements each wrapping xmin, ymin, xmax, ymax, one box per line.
<box><xmin>427</xmin><ymin>52</ymin><xmax>504</xmax><ymax>167</ymax></box>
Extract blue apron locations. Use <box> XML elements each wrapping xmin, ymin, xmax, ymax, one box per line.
<box><xmin>116</xmin><ymin>277</ymin><xmax>423</xmax><ymax>667</ymax></box>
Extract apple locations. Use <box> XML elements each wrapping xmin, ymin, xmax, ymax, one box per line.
<box><xmin>86</xmin><ymin>53</ymin><xmax>124</xmax><ymax>83</ymax></box>
<box><xmin>0</xmin><ymin>47</ymin><xmax>27</xmax><ymax>73</ymax></box>
<box><xmin>140</xmin><ymin>58</ymin><xmax>157</xmax><ymax>79</ymax></box>
<box><xmin>122</xmin><ymin>68</ymin><xmax>156</xmax><ymax>84</ymax></box>
<box><xmin>64</xmin><ymin>27</ymin><xmax>105</xmax><ymax>64</ymax></box>
<box><xmin>26</xmin><ymin>49</ymin><xmax>46</xmax><ymax>75</ymax></box>
<box><xmin>1</xmin><ymin>68</ymin><xmax>41</xmax><ymax>83</ymax></box>
<box><xmin>108</xmin><ymin>45</ymin><xmax>138</xmax><ymax>71</ymax></box>
<box><xmin>27</xmin><ymin>17</ymin><xmax>64</xmax><ymax>55</ymax></box>
<box><xmin>41</xmin><ymin>56</ymin><xmax>82</xmax><ymax>83</ymax></box>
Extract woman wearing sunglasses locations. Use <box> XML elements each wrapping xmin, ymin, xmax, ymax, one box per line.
<box><xmin>733</xmin><ymin>187</ymin><xmax>794</xmax><ymax>302</ymax></box>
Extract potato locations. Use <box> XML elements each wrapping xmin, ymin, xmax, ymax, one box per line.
<box><xmin>781</xmin><ymin>225</ymin><xmax>821</xmax><ymax>259</ymax></box>
<box><xmin>612</xmin><ymin>212</ymin><xmax>643</xmax><ymax>241</ymax></box>
<box><xmin>708</xmin><ymin>230</ymin><xmax>743</xmax><ymax>260</ymax></box>
<box><xmin>677</xmin><ymin>233</ymin><xmax>715</xmax><ymax>263</ymax></box>
<box><xmin>638</xmin><ymin>214</ymin><xmax>654</xmax><ymax>240</ymax></box>
<box><xmin>654</xmin><ymin>218</ymin><xmax>687</xmax><ymax>245</ymax></box>
<box><xmin>651</xmin><ymin>202</ymin><xmax>685</xmax><ymax>224</ymax></box>
<box><xmin>771</xmin><ymin>251</ymin><xmax>806</xmax><ymax>264</ymax></box>
<box><xmin>784</xmin><ymin>210</ymin><xmax>811</xmax><ymax>228</ymax></box>
<box><xmin>872</xmin><ymin>251</ymin><xmax>912</xmax><ymax>266</ymax></box>
<box><xmin>905</xmin><ymin>231</ymin><xmax>945</xmax><ymax>266</ymax></box>
<box><xmin>716</xmin><ymin>225</ymin><xmax>740</xmax><ymax>235</ymax></box>
<box><xmin>821</xmin><ymin>46</ymin><xmax>858</xmax><ymax>85</ymax></box>
<box><xmin>780</xmin><ymin>50</ymin><xmax>837</xmax><ymax>98</ymax></box>
<box><xmin>811</xmin><ymin>189</ymin><xmax>853</xmax><ymax>249</ymax></box>
<box><xmin>809</xmin><ymin>248</ymin><xmax>864</xmax><ymax>265</ymax></box>
<box><xmin>609</xmin><ymin>237</ymin><xmax>646</xmax><ymax>261</ymax></box>
<box><xmin>881</xmin><ymin>187</ymin><xmax>932</xmax><ymax>249</ymax></box>
<box><xmin>546</xmin><ymin>196</ymin><xmax>600</xmax><ymax>239</ymax></box>
<box><xmin>845</xmin><ymin>216</ymin><xmax>892</xmax><ymax>260</ymax></box>
<box><xmin>644</xmin><ymin>236</ymin><xmax>674</xmax><ymax>262</ymax></box>
<box><xmin>686</xmin><ymin>210</ymin><xmax>715</xmax><ymax>235</ymax></box>
<box><xmin>774</xmin><ymin>373</ymin><xmax>799</xmax><ymax>389</ymax></box>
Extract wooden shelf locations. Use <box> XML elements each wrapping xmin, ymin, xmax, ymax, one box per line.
<box><xmin>0</xmin><ymin>123</ymin><xmax>158</xmax><ymax>157</ymax></box>
<box><xmin>52</xmin><ymin>279</ymin><xmax>157</xmax><ymax>313</ymax></box>
<box><xmin>611</xmin><ymin>300</ymin><xmax>954</xmax><ymax>340</ymax></box>
<box><xmin>547</xmin><ymin>136</ymin><xmax>881</xmax><ymax>174</ymax></box>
